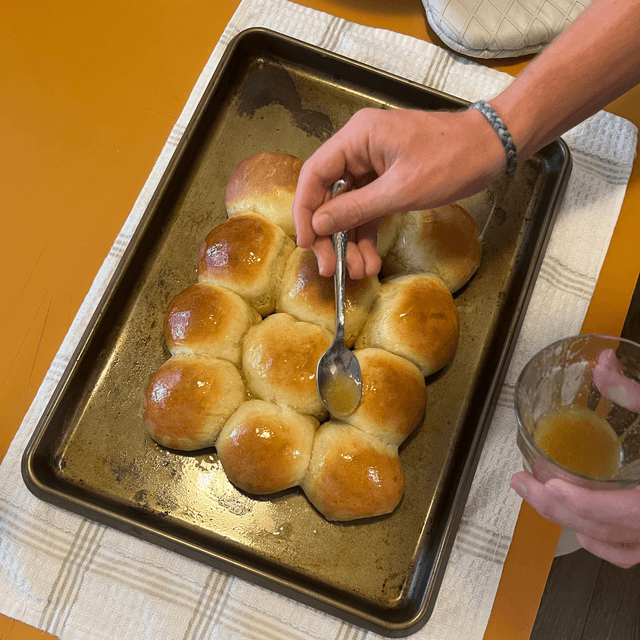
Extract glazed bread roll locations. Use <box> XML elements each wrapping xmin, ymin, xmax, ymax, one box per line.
<box><xmin>163</xmin><ymin>282</ymin><xmax>261</xmax><ymax>365</ymax></box>
<box><xmin>242</xmin><ymin>313</ymin><xmax>332</xmax><ymax>420</ymax></box>
<box><xmin>276</xmin><ymin>247</ymin><xmax>380</xmax><ymax>348</ymax></box>
<box><xmin>216</xmin><ymin>400</ymin><xmax>318</xmax><ymax>495</ymax></box>
<box><xmin>143</xmin><ymin>355</ymin><xmax>246</xmax><ymax>451</ymax></box>
<box><xmin>346</xmin><ymin>348</ymin><xmax>427</xmax><ymax>446</ymax></box>
<box><xmin>225</xmin><ymin>151</ymin><xmax>303</xmax><ymax>238</ymax></box>
<box><xmin>197</xmin><ymin>212</ymin><xmax>295</xmax><ymax>316</ymax></box>
<box><xmin>301</xmin><ymin>422</ymin><xmax>404</xmax><ymax>521</ymax></box>
<box><xmin>382</xmin><ymin>204</ymin><xmax>482</xmax><ymax>293</ymax></box>
<box><xmin>355</xmin><ymin>273</ymin><xmax>460</xmax><ymax>377</ymax></box>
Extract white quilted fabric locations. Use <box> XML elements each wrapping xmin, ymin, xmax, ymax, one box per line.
<box><xmin>423</xmin><ymin>0</ymin><xmax>591</xmax><ymax>58</ymax></box>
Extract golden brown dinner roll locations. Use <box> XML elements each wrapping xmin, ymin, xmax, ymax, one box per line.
<box><xmin>346</xmin><ymin>348</ymin><xmax>427</xmax><ymax>446</ymax></box>
<box><xmin>301</xmin><ymin>422</ymin><xmax>404</xmax><ymax>521</ymax></box>
<box><xmin>197</xmin><ymin>212</ymin><xmax>295</xmax><ymax>316</ymax></box>
<box><xmin>225</xmin><ymin>151</ymin><xmax>303</xmax><ymax>238</ymax></box>
<box><xmin>143</xmin><ymin>355</ymin><xmax>246</xmax><ymax>451</ymax></box>
<box><xmin>276</xmin><ymin>247</ymin><xmax>380</xmax><ymax>348</ymax></box>
<box><xmin>216</xmin><ymin>400</ymin><xmax>318</xmax><ymax>495</ymax></box>
<box><xmin>355</xmin><ymin>273</ymin><xmax>460</xmax><ymax>377</ymax></box>
<box><xmin>163</xmin><ymin>282</ymin><xmax>261</xmax><ymax>365</ymax></box>
<box><xmin>242</xmin><ymin>313</ymin><xmax>332</xmax><ymax>420</ymax></box>
<box><xmin>382</xmin><ymin>204</ymin><xmax>482</xmax><ymax>293</ymax></box>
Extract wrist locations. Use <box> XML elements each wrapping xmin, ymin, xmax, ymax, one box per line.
<box><xmin>469</xmin><ymin>100</ymin><xmax>518</xmax><ymax>177</ymax></box>
<box><xmin>461</xmin><ymin>106</ymin><xmax>510</xmax><ymax>182</ymax></box>
<box><xmin>490</xmin><ymin>81</ymin><xmax>554</xmax><ymax>162</ymax></box>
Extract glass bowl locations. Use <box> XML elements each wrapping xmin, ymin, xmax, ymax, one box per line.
<box><xmin>515</xmin><ymin>334</ymin><xmax>640</xmax><ymax>490</ymax></box>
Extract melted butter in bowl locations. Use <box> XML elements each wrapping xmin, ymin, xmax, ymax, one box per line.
<box><xmin>534</xmin><ymin>406</ymin><xmax>621</xmax><ymax>478</ymax></box>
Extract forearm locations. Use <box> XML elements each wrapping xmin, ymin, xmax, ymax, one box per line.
<box><xmin>293</xmin><ymin>0</ymin><xmax>640</xmax><ymax>276</ymax></box>
<box><xmin>491</xmin><ymin>0</ymin><xmax>640</xmax><ymax>160</ymax></box>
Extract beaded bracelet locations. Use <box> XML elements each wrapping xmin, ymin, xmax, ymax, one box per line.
<box><xmin>469</xmin><ymin>100</ymin><xmax>518</xmax><ymax>178</ymax></box>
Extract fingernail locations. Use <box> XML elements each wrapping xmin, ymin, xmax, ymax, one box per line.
<box><xmin>510</xmin><ymin>479</ymin><xmax>528</xmax><ymax>497</ymax></box>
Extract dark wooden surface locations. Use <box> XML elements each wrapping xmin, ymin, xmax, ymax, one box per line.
<box><xmin>622</xmin><ymin>274</ymin><xmax>640</xmax><ymax>345</ymax></box>
<box><xmin>531</xmin><ymin>275</ymin><xmax>640</xmax><ymax>640</ymax></box>
<box><xmin>531</xmin><ymin>550</ymin><xmax>640</xmax><ymax>640</ymax></box>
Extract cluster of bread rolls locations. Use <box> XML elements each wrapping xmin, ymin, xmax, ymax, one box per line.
<box><xmin>143</xmin><ymin>151</ymin><xmax>481</xmax><ymax>521</ymax></box>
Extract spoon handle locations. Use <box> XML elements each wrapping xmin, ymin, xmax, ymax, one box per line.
<box><xmin>333</xmin><ymin>230</ymin><xmax>347</xmax><ymax>344</ymax></box>
<box><xmin>330</xmin><ymin>177</ymin><xmax>352</xmax><ymax>345</ymax></box>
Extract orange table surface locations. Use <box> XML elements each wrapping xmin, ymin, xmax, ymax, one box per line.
<box><xmin>2</xmin><ymin>1</ymin><xmax>639</xmax><ymax>639</ymax></box>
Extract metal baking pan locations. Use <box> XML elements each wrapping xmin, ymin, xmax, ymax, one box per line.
<box><xmin>22</xmin><ymin>28</ymin><xmax>571</xmax><ymax>636</ymax></box>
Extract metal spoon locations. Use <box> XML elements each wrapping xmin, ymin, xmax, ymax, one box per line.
<box><xmin>316</xmin><ymin>177</ymin><xmax>362</xmax><ymax>420</ymax></box>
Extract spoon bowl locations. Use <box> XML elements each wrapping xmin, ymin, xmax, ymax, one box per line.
<box><xmin>316</xmin><ymin>177</ymin><xmax>362</xmax><ymax>419</ymax></box>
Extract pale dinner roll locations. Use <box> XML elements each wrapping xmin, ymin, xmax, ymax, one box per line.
<box><xmin>355</xmin><ymin>273</ymin><xmax>460</xmax><ymax>377</ymax></box>
<box><xmin>346</xmin><ymin>348</ymin><xmax>427</xmax><ymax>446</ymax></box>
<box><xmin>276</xmin><ymin>247</ymin><xmax>380</xmax><ymax>348</ymax></box>
<box><xmin>163</xmin><ymin>282</ymin><xmax>261</xmax><ymax>365</ymax></box>
<box><xmin>216</xmin><ymin>400</ymin><xmax>318</xmax><ymax>495</ymax></box>
<box><xmin>382</xmin><ymin>204</ymin><xmax>482</xmax><ymax>293</ymax></box>
<box><xmin>242</xmin><ymin>313</ymin><xmax>332</xmax><ymax>420</ymax></box>
<box><xmin>197</xmin><ymin>212</ymin><xmax>295</xmax><ymax>316</ymax></box>
<box><xmin>225</xmin><ymin>151</ymin><xmax>303</xmax><ymax>238</ymax></box>
<box><xmin>375</xmin><ymin>213</ymin><xmax>401</xmax><ymax>260</ymax></box>
<box><xmin>143</xmin><ymin>355</ymin><xmax>246</xmax><ymax>451</ymax></box>
<box><xmin>301</xmin><ymin>422</ymin><xmax>404</xmax><ymax>521</ymax></box>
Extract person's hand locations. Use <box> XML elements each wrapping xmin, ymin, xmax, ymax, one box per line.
<box><xmin>292</xmin><ymin>106</ymin><xmax>507</xmax><ymax>278</ymax></box>
<box><xmin>593</xmin><ymin>347</ymin><xmax>640</xmax><ymax>412</ymax></box>
<box><xmin>511</xmin><ymin>471</ymin><xmax>640</xmax><ymax>568</ymax></box>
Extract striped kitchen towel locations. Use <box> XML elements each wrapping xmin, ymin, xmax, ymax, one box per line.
<box><xmin>0</xmin><ymin>1</ymin><xmax>637</xmax><ymax>639</ymax></box>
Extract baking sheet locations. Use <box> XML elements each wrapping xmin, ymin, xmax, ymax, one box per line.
<box><xmin>21</xmin><ymin>28</ymin><xmax>571</xmax><ymax>636</ymax></box>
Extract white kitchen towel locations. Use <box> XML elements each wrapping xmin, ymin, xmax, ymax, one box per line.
<box><xmin>0</xmin><ymin>1</ymin><xmax>637</xmax><ymax>639</ymax></box>
<box><xmin>423</xmin><ymin>0</ymin><xmax>590</xmax><ymax>59</ymax></box>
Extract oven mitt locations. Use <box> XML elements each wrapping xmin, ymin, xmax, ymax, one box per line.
<box><xmin>422</xmin><ymin>0</ymin><xmax>591</xmax><ymax>59</ymax></box>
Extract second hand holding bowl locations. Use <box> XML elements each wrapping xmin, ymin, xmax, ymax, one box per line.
<box><xmin>316</xmin><ymin>177</ymin><xmax>362</xmax><ymax>420</ymax></box>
